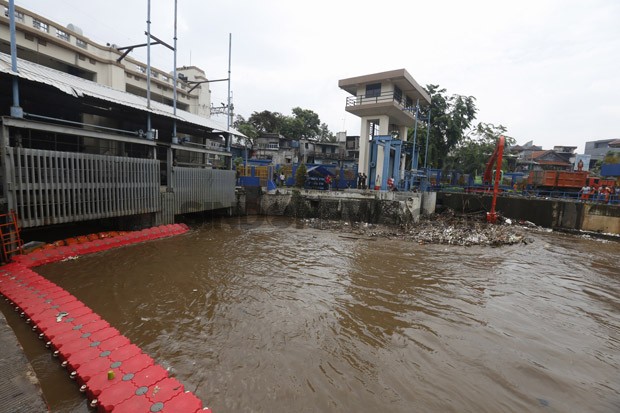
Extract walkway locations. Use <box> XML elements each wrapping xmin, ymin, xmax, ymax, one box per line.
<box><xmin>0</xmin><ymin>311</ymin><xmax>48</xmax><ymax>413</ymax></box>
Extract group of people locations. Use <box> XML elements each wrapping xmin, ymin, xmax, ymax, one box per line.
<box><xmin>357</xmin><ymin>173</ymin><xmax>368</xmax><ymax>190</ymax></box>
<box><xmin>579</xmin><ymin>185</ymin><xmax>617</xmax><ymax>203</ymax></box>
<box><xmin>273</xmin><ymin>172</ymin><xmax>286</xmax><ymax>187</ymax></box>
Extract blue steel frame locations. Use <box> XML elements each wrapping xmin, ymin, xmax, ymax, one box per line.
<box><xmin>369</xmin><ymin>135</ymin><xmax>402</xmax><ymax>191</ymax></box>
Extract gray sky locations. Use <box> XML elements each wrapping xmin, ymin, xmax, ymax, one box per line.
<box><xmin>16</xmin><ymin>0</ymin><xmax>620</xmax><ymax>152</ymax></box>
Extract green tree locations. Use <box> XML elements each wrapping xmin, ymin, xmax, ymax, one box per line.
<box><xmin>233</xmin><ymin>115</ymin><xmax>259</xmax><ymax>149</ymax></box>
<box><xmin>248</xmin><ymin>110</ymin><xmax>285</xmax><ymax>133</ymax></box>
<box><xmin>417</xmin><ymin>85</ymin><xmax>477</xmax><ymax>169</ymax></box>
<box><xmin>318</xmin><ymin>123</ymin><xmax>336</xmax><ymax>142</ymax></box>
<box><xmin>444</xmin><ymin>123</ymin><xmax>515</xmax><ymax>175</ymax></box>
<box><xmin>295</xmin><ymin>163</ymin><xmax>307</xmax><ymax>187</ymax></box>
<box><xmin>281</xmin><ymin>107</ymin><xmax>322</xmax><ymax>140</ymax></box>
<box><xmin>240</xmin><ymin>107</ymin><xmax>334</xmax><ymax>141</ymax></box>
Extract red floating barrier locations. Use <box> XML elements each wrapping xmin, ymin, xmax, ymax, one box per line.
<box><xmin>111</xmin><ymin>394</ymin><xmax>153</xmax><ymax>413</ymax></box>
<box><xmin>160</xmin><ymin>391</ymin><xmax>204</xmax><ymax>412</ymax></box>
<box><xmin>37</xmin><ymin>311</ymin><xmax>100</xmax><ymax>335</ymax></box>
<box><xmin>130</xmin><ymin>364</ymin><xmax>168</xmax><ymax>388</ymax></box>
<box><xmin>74</xmin><ymin>344</ymin><xmax>141</xmax><ymax>387</ymax></box>
<box><xmin>72</xmin><ymin>354</ymin><xmax>113</xmax><ymax>384</ymax></box>
<box><xmin>117</xmin><ymin>353</ymin><xmax>154</xmax><ymax>375</ymax></box>
<box><xmin>105</xmin><ymin>344</ymin><xmax>142</xmax><ymax>363</ymax></box>
<box><xmin>65</xmin><ymin>346</ymin><xmax>108</xmax><ymax>372</ymax></box>
<box><xmin>96</xmin><ymin>378</ymin><xmax>140</xmax><ymax>413</ymax></box>
<box><xmin>145</xmin><ymin>377</ymin><xmax>184</xmax><ymax>404</ymax></box>
<box><xmin>0</xmin><ymin>228</ymin><xmax>204</xmax><ymax>412</ymax></box>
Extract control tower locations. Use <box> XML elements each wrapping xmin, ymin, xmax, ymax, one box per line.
<box><xmin>339</xmin><ymin>69</ymin><xmax>430</xmax><ymax>187</ymax></box>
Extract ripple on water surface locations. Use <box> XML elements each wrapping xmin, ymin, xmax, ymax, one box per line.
<box><xmin>31</xmin><ymin>218</ymin><xmax>620</xmax><ymax>412</ymax></box>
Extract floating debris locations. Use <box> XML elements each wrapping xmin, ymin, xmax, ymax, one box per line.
<box><xmin>303</xmin><ymin>209</ymin><xmax>531</xmax><ymax>246</ymax></box>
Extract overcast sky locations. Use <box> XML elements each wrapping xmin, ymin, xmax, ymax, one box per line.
<box><xmin>16</xmin><ymin>0</ymin><xmax>620</xmax><ymax>152</ymax></box>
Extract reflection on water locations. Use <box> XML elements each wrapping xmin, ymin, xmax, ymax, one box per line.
<box><xmin>15</xmin><ymin>217</ymin><xmax>620</xmax><ymax>412</ymax></box>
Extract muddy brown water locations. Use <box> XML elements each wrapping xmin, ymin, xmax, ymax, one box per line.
<box><xmin>3</xmin><ymin>217</ymin><xmax>620</xmax><ymax>412</ymax></box>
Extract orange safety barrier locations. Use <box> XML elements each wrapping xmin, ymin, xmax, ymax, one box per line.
<box><xmin>15</xmin><ymin>224</ymin><xmax>189</xmax><ymax>268</ymax></box>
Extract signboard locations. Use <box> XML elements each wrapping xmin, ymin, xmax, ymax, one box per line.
<box><xmin>573</xmin><ymin>154</ymin><xmax>590</xmax><ymax>172</ymax></box>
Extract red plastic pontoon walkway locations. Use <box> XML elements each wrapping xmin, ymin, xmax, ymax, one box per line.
<box><xmin>0</xmin><ymin>224</ymin><xmax>212</xmax><ymax>413</ymax></box>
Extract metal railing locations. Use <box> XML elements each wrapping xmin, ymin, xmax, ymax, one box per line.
<box><xmin>171</xmin><ymin>167</ymin><xmax>236</xmax><ymax>214</ymax></box>
<box><xmin>345</xmin><ymin>90</ymin><xmax>416</xmax><ymax>113</ymax></box>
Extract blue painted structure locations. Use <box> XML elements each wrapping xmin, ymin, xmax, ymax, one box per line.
<box><xmin>601</xmin><ymin>163</ymin><xmax>620</xmax><ymax>177</ymax></box>
<box><xmin>368</xmin><ymin>135</ymin><xmax>402</xmax><ymax>190</ymax></box>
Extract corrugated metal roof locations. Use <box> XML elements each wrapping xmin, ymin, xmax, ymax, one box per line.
<box><xmin>0</xmin><ymin>52</ymin><xmax>245</xmax><ymax>137</ymax></box>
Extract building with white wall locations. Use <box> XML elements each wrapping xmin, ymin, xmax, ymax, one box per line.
<box><xmin>0</xmin><ymin>1</ymin><xmax>211</xmax><ymax>118</ymax></box>
<box><xmin>338</xmin><ymin>69</ymin><xmax>431</xmax><ymax>186</ymax></box>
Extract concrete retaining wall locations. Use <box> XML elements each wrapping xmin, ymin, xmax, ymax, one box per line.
<box><xmin>257</xmin><ymin>189</ymin><xmax>434</xmax><ymax>226</ymax></box>
<box><xmin>438</xmin><ymin>192</ymin><xmax>620</xmax><ymax>234</ymax></box>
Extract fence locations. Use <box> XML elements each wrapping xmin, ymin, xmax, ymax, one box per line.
<box><xmin>6</xmin><ymin>147</ymin><xmax>160</xmax><ymax>228</ymax></box>
<box><xmin>171</xmin><ymin>167</ymin><xmax>236</xmax><ymax>214</ymax></box>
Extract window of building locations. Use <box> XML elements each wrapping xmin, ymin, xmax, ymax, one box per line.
<box><xmin>56</xmin><ymin>29</ymin><xmax>70</xmax><ymax>41</ymax></box>
<box><xmin>38</xmin><ymin>38</ymin><xmax>47</xmax><ymax>46</ymax></box>
<box><xmin>4</xmin><ymin>8</ymin><xmax>25</xmax><ymax>22</ymax></box>
<box><xmin>136</xmin><ymin>65</ymin><xmax>146</xmax><ymax>74</ymax></box>
<box><xmin>405</xmin><ymin>96</ymin><xmax>413</xmax><ymax>109</ymax></box>
<box><xmin>33</xmin><ymin>19</ymin><xmax>49</xmax><ymax>33</ymax></box>
<box><xmin>89</xmin><ymin>58</ymin><xmax>96</xmax><ymax>65</ymax></box>
<box><xmin>393</xmin><ymin>86</ymin><xmax>402</xmax><ymax>103</ymax></box>
<box><xmin>365</xmin><ymin>83</ymin><xmax>381</xmax><ymax>98</ymax></box>
<box><xmin>76</xmin><ymin>38</ymin><xmax>87</xmax><ymax>49</ymax></box>
<box><xmin>152</xmin><ymin>72</ymin><xmax>159</xmax><ymax>78</ymax></box>
<box><xmin>24</xmin><ymin>33</ymin><xmax>34</xmax><ymax>41</ymax></box>
<box><xmin>78</xmin><ymin>54</ymin><xmax>86</xmax><ymax>61</ymax></box>
<box><xmin>268</xmin><ymin>142</ymin><xmax>279</xmax><ymax>150</ymax></box>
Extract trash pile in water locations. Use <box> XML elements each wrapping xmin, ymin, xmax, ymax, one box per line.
<box><xmin>302</xmin><ymin>208</ymin><xmax>534</xmax><ymax>246</ymax></box>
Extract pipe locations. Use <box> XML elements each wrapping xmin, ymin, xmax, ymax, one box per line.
<box><xmin>146</xmin><ymin>0</ymin><xmax>152</xmax><ymax>139</ymax></box>
<box><xmin>424</xmin><ymin>103</ymin><xmax>431</xmax><ymax>170</ymax></box>
<box><xmin>411</xmin><ymin>99</ymin><xmax>419</xmax><ymax>170</ymax></box>
<box><xmin>9</xmin><ymin>0</ymin><xmax>22</xmax><ymax>117</ymax></box>
<box><xmin>24</xmin><ymin>112</ymin><xmax>140</xmax><ymax>135</ymax></box>
<box><xmin>227</xmin><ymin>33</ymin><xmax>232</xmax><ymax>152</ymax></box>
<box><xmin>172</xmin><ymin>0</ymin><xmax>178</xmax><ymax>144</ymax></box>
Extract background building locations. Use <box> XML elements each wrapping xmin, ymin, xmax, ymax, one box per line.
<box><xmin>0</xmin><ymin>0</ymin><xmax>211</xmax><ymax>117</ymax></box>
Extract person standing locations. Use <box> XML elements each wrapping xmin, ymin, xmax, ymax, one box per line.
<box><xmin>325</xmin><ymin>174</ymin><xmax>332</xmax><ymax>190</ymax></box>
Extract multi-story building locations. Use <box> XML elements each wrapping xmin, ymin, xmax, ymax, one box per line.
<box><xmin>0</xmin><ymin>3</ymin><xmax>241</xmax><ymax>232</ymax></box>
<box><xmin>0</xmin><ymin>0</ymin><xmax>211</xmax><ymax>117</ymax></box>
<box><xmin>585</xmin><ymin>139</ymin><xmax>620</xmax><ymax>163</ymax></box>
<box><xmin>339</xmin><ymin>69</ymin><xmax>430</xmax><ymax>189</ymax></box>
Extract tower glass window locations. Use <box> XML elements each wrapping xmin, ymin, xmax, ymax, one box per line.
<box><xmin>365</xmin><ymin>83</ymin><xmax>381</xmax><ymax>98</ymax></box>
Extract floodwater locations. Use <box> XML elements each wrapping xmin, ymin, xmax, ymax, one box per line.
<box><xmin>6</xmin><ymin>217</ymin><xmax>620</xmax><ymax>412</ymax></box>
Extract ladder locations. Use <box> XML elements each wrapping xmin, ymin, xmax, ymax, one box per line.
<box><xmin>0</xmin><ymin>210</ymin><xmax>23</xmax><ymax>263</ymax></box>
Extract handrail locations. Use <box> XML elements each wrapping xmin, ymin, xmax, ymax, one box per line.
<box><xmin>345</xmin><ymin>91</ymin><xmax>416</xmax><ymax>113</ymax></box>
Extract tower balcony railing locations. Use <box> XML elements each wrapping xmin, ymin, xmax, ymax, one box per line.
<box><xmin>345</xmin><ymin>91</ymin><xmax>416</xmax><ymax>113</ymax></box>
